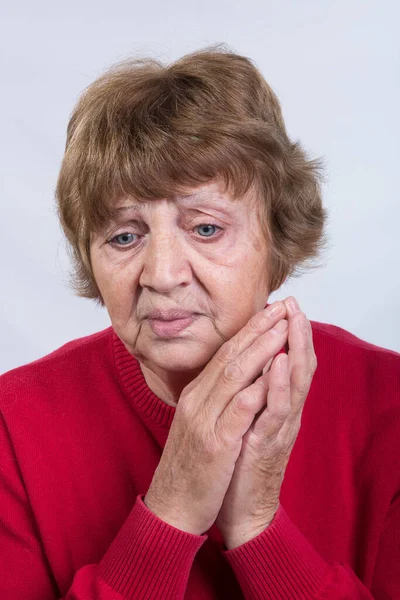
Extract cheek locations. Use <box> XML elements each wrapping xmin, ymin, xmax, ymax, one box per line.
<box><xmin>225</xmin><ymin>251</ymin><xmax>267</xmax><ymax>289</ymax></box>
<box><xmin>93</xmin><ymin>256</ymin><xmax>137</xmax><ymax>309</ymax></box>
<box><xmin>217</xmin><ymin>251</ymin><xmax>269</xmax><ymax>316</ymax></box>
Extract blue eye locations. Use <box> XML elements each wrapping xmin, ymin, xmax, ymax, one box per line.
<box><xmin>107</xmin><ymin>224</ymin><xmax>222</xmax><ymax>250</ymax></box>
<box><xmin>111</xmin><ymin>233</ymin><xmax>137</xmax><ymax>246</ymax></box>
<box><xmin>196</xmin><ymin>224</ymin><xmax>221</xmax><ymax>237</ymax></box>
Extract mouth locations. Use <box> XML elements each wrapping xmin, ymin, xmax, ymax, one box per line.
<box><xmin>148</xmin><ymin>315</ymin><xmax>197</xmax><ymax>337</ymax></box>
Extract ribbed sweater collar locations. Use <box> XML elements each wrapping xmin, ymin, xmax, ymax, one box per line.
<box><xmin>112</xmin><ymin>328</ymin><xmax>176</xmax><ymax>430</ymax></box>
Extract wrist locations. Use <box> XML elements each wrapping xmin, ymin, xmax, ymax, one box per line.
<box><xmin>143</xmin><ymin>494</ymin><xmax>205</xmax><ymax>536</ymax></box>
<box><xmin>222</xmin><ymin>518</ymin><xmax>274</xmax><ymax>550</ymax></box>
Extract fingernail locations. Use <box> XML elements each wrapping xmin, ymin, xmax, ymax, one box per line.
<box><xmin>286</xmin><ymin>297</ymin><xmax>300</xmax><ymax>314</ymax></box>
<box><xmin>273</xmin><ymin>319</ymin><xmax>288</xmax><ymax>333</ymax></box>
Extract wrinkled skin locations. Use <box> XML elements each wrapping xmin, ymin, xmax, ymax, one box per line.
<box><xmin>90</xmin><ymin>180</ymin><xmax>270</xmax><ymax>406</ymax></box>
<box><xmin>90</xmin><ymin>180</ymin><xmax>317</xmax><ymax>547</ymax></box>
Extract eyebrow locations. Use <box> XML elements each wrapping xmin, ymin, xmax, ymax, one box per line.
<box><xmin>115</xmin><ymin>192</ymin><xmax>231</xmax><ymax>213</ymax></box>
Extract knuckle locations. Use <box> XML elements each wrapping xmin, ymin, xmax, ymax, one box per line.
<box><xmin>274</xmin><ymin>378</ymin><xmax>290</xmax><ymax>394</ymax></box>
<box><xmin>271</xmin><ymin>404</ymin><xmax>291</xmax><ymax>421</ymax></box>
<box><xmin>223</xmin><ymin>360</ymin><xmax>245</xmax><ymax>383</ymax></box>
<box><xmin>311</xmin><ymin>353</ymin><xmax>318</xmax><ymax>372</ymax></box>
<box><xmin>297</xmin><ymin>377</ymin><xmax>312</xmax><ymax>397</ymax></box>
<box><xmin>233</xmin><ymin>389</ymin><xmax>254</xmax><ymax>412</ymax></box>
<box><xmin>217</xmin><ymin>339</ymin><xmax>238</xmax><ymax>363</ymax></box>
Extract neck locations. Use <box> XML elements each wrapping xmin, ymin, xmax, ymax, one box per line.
<box><xmin>139</xmin><ymin>362</ymin><xmax>203</xmax><ymax>407</ymax></box>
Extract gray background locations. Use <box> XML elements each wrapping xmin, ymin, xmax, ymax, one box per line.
<box><xmin>1</xmin><ymin>0</ymin><xmax>399</xmax><ymax>374</ymax></box>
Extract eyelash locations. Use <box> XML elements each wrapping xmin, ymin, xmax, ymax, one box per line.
<box><xmin>106</xmin><ymin>223</ymin><xmax>223</xmax><ymax>250</ymax></box>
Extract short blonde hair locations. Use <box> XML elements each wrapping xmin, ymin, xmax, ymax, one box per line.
<box><xmin>56</xmin><ymin>44</ymin><xmax>329</xmax><ymax>306</ymax></box>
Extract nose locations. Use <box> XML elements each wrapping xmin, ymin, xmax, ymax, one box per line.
<box><xmin>139</xmin><ymin>231</ymin><xmax>193</xmax><ymax>293</ymax></box>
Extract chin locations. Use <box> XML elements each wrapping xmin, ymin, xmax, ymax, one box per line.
<box><xmin>140</xmin><ymin>340</ymin><xmax>217</xmax><ymax>372</ymax></box>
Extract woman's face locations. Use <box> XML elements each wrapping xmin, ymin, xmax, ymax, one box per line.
<box><xmin>90</xmin><ymin>180</ymin><xmax>271</xmax><ymax>385</ymax></box>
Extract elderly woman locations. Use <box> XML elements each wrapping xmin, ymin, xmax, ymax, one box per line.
<box><xmin>1</xmin><ymin>47</ymin><xmax>399</xmax><ymax>600</ymax></box>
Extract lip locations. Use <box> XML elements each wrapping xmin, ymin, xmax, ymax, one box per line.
<box><xmin>149</xmin><ymin>315</ymin><xmax>197</xmax><ymax>337</ymax></box>
<box><xmin>147</xmin><ymin>309</ymin><xmax>195</xmax><ymax>321</ymax></box>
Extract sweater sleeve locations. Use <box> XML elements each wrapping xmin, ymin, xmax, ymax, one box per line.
<box><xmin>70</xmin><ymin>495</ymin><xmax>207</xmax><ymax>599</ymax></box>
<box><xmin>0</xmin><ymin>411</ymin><xmax>207</xmax><ymax>600</ymax></box>
<box><xmin>223</xmin><ymin>501</ymin><xmax>399</xmax><ymax>599</ymax></box>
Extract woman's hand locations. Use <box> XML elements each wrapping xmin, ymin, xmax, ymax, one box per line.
<box><xmin>144</xmin><ymin>297</ymin><xmax>314</xmax><ymax>539</ymax></box>
<box><xmin>214</xmin><ymin>297</ymin><xmax>317</xmax><ymax>548</ymax></box>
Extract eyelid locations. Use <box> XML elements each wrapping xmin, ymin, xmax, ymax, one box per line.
<box><xmin>105</xmin><ymin>232</ymin><xmax>136</xmax><ymax>248</ymax></box>
<box><xmin>107</xmin><ymin>222</ymin><xmax>224</xmax><ymax>249</ymax></box>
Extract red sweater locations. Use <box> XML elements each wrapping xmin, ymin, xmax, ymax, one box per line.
<box><xmin>1</xmin><ymin>320</ymin><xmax>399</xmax><ymax>599</ymax></box>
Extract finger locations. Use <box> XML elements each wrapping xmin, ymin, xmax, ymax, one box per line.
<box><xmin>284</xmin><ymin>296</ymin><xmax>301</xmax><ymax>318</ymax></box>
<box><xmin>211</xmin><ymin>318</ymin><xmax>288</xmax><ymax>423</ymax></box>
<box><xmin>251</xmin><ymin>353</ymin><xmax>291</xmax><ymax>441</ymax></box>
<box><xmin>286</xmin><ymin>311</ymin><xmax>317</xmax><ymax>414</ymax></box>
<box><xmin>194</xmin><ymin>300</ymin><xmax>287</xmax><ymax>396</ymax></box>
<box><xmin>215</xmin><ymin>366</ymin><xmax>270</xmax><ymax>443</ymax></box>
<box><xmin>225</xmin><ymin>371</ymin><xmax>271</xmax><ymax>425</ymax></box>
<box><xmin>215</xmin><ymin>323</ymin><xmax>290</xmax><ymax>443</ymax></box>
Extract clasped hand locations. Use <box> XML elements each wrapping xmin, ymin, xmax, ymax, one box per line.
<box><xmin>144</xmin><ymin>297</ymin><xmax>317</xmax><ymax>549</ymax></box>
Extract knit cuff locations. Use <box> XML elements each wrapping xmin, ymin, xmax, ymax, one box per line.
<box><xmin>99</xmin><ymin>494</ymin><xmax>207</xmax><ymax>600</ymax></box>
<box><xmin>223</xmin><ymin>504</ymin><xmax>331</xmax><ymax>600</ymax></box>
